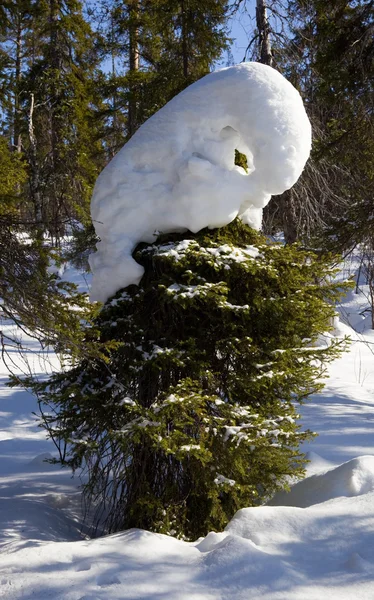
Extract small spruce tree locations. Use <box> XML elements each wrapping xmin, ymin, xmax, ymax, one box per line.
<box><xmin>35</xmin><ymin>219</ymin><xmax>348</xmax><ymax>539</ymax></box>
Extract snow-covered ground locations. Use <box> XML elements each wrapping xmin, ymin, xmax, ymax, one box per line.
<box><xmin>2</xmin><ymin>258</ymin><xmax>374</xmax><ymax>599</ymax></box>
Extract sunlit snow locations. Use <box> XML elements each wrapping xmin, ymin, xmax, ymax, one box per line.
<box><xmin>89</xmin><ymin>62</ymin><xmax>311</xmax><ymax>303</ymax></box>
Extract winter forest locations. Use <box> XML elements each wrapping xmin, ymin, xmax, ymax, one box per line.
<box><xmin>0</xmin><ymin>1</ymin><xmax>374</xmax><ymax>599</ymax></box>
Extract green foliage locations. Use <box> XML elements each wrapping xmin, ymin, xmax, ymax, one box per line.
<box><xmin>0</xmin><ymin>0</ymin><xmax>104</xmax><ymax>236</ymax></box>
<box><xmin>0</xmin><ymin>136</ymin><xmax>27</xmax><ymax>214</ymax></box>
<box><xmin>63</xmin><ymin>222</ymin><xmax>98</xmax><ymax>271</ymax></box>
<box><xmin>1</xmin><ymin>239</ymin><xmax>99</xmax><ymax>368</ymax></box>
<box><xmin>234</xmin><ymin>148</ymin><xmax>248</xmax><ymax>173</ymax></box>
<box><xmin>308</xmin><ymin>0</ymin><xmax>374</xmax><ymax>252</ymax></box>
<box><xmin>97</xmin><ymin>0</ymin><xmax>230</xmax><ymax>145</ymax></box>
<box><xmin>33</xmin><ymin>219</ymin><xmax>349</xmax><ymax>539</ymax></box>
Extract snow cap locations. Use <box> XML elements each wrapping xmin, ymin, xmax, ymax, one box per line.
<box><xmin>89</xmin><ymin>62</ymin><xmax>311</xmax><ymax>303</ymax></box>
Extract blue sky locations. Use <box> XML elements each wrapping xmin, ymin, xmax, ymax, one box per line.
<box><xmin>226</xmin><ymin>2</ymin><xmax>256</xmax><ymax>65</ymax></box>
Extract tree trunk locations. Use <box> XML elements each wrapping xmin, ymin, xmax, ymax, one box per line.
<box><xmin>256</xmin><ymin>0</ymin><xmax>273</xmax><ymax>67</ymax></box>
<box><xmin>280</xmin><ymin>189</ymin><xmax>299</xmax><ymax>244</ymax></box>
<box><xmin>49</xmin><ymin>0</ymin><xmax>61</xmax><ymax>167</ymax></box>
<box><xmin>48</xmin><ymin>0</ymin><xmax>64</xmax><ymax>241</ymax></box>
<box><xmin>181</xmin><ymin>0</ymin><xmax>189</xmax><ymax>79</ymax></box>
<box><xmin>14</xmin><ymin>14</ymin><xmax>22</xmax><ymax>153</ymax></box>
<box><xmin>256</xmin><ymin>2</ymin><xmax>300</xmax><ymax>241</ymax></box>
<box><xmin>111</xmin><ymin>13</ymin><xmax>119</xmax><ymax>156</ymax></box>
<box><xmin>128</xmin><ymin>0</ymin><xmax>140</xmax><ymax>138</ymax></box>
<box><xmin>28</xmin><ymin>93</ymin><xmax>43</xmax><ymax>237</ymax></box>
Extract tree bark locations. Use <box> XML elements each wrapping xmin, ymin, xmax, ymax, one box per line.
<box><xmin>280</xmin><ymin>189</ymin><xmax>298</xmax><ymax>244</ymax></box>
<box><xmin>49</xmin><ymin>0</ymin><xmax>61</xmax><ymax>167</ymax></box>
<box><xmin>181</xmin><ymin>0</ymin><xmax>189</xmax><ymax>79</ymax></box>
<box><xmin>111</xmin><ymin>12</ymin><xmax>119</xmax><ymax>156</ymax></box>
<box><xmin>128</xmin><ymin>0</ymin><xmax>140</xmax><ymax>138</ymax></box>
<box><xmin>28</xmin><ymin>93</ymin><xmax>43</xmax><ymax>236</ymax></box>
<box><xmin>14</xmin><ymin>13</ymin><xmax>22</xmax><ymax>153</ymax></box>
<box><xmin>256</xmin><ymin>0</ymin><xmax>273</xmax><ymax>67</ymax></box>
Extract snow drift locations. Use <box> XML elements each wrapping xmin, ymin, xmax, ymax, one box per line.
<box><xmin>269</xmin><ymin>455</ymin><xmax>374</xmax><ymax>507</ymax></box>
<box><xmin>89</xmin><ymin>62</ymin><xmax>311</xmax><ymax>303</ymax></box>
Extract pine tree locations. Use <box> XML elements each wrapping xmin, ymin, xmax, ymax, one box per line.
<box><xmin>34</xmin><ymin>219</ymin><xmax>348</xmax><ymax>539</ymax></box>
<box><xmin>96</xmin><ymin>0</ymin><xmax>230</xmax><ymax>147</ymax></box>
<box><xmin>4</xmin><ymin>0</ymin><xmax>105</xmax><ymax>239</ymax></box>
<box><xmin>0</xmin><ymin>0</ymin><xmax>35</xmax><ymax>153</ymax></box>
<box><xmin>0</xmin><ymin>2</ymin><xmax>102</xmax><ymax>360</ymax></box>
<box><xmin>0</xmin><ymin>136</ymin><xmax>26</xmax><ymax>211</ymax></box>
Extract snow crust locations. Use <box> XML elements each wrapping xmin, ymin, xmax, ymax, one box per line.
<box><xmin>89</xmin><ymin>62</ymin><xmax>311</xmax><ymax>302</ymax></box>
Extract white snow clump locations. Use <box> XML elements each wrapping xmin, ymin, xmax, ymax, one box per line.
<box><xmin>89</xmin><ymin>62</ymin><xmax>311</xmax><ymax>303</ymax></box>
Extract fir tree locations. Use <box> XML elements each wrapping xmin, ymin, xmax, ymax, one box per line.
<box><xmin>34</xmin><ymin>219</ymin><xmax>348</xmax><ymax>539</ymax></box>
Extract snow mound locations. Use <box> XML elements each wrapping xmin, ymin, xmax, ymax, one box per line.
<box><xmin>304</xmin><ymin>450</ymin><xmax>334</xmax><ymax>475</ymax></box>
<box><xmin>269</xmin><ymin>455</ymin><xmax>374</xmax><ymax>508</ymax></box>
<box><xmin>27</xmin><ymin>452</ymin><xmax>55</xmax><ymax>469</ymax></box>
<box><xmin>89</xmin><ymin>62</ymin><xmax>311</xmax><ymax>302</ymax></box>
<box><xmin>4</xmin><ymin>491</ymin><xmax>374</xmax><ymax>599</ymax></box>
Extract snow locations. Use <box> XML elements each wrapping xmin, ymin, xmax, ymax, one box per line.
<box><xmin>2</xmin><ymin>255</ymin><xmax>374</xmax><ymax>598</ymax></box>
<box><xmin>269</xmin><ymin>455</ymin><xmax>374</xmax><ymax>507</ymax></box>
<box><xmin>0</xmin><ymin>323</ymin><xmax>84</xmax><ymax>558</ymax></box>
<box><xmin>214</xmin><ymin>474</ymin><xmax>236</xmax><ymax>486</ymax></box>
<box><xmin>89</xmin><ymin>62</ymin><xmax>311</xmax><ymax>303</ymax></box>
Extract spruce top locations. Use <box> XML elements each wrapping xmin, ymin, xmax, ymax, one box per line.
<box><xmin>89</xmin><ymin>62</ymin><xmax>311</xmax><ymax>303</ymax></box>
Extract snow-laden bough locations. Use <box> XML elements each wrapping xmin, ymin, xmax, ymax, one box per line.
<box><xmin>89</xmin><ymin>62</ymin><xmax>311</xmax><ymax>303</ymax></box>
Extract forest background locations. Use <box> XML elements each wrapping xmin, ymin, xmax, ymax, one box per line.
<box><xmin>0</xmin><ymin>0</ymin><xmax>373</xmax><ymax>390</ymax></box>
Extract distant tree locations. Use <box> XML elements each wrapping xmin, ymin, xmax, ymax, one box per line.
<box><xmin>0</xmin><ymin>0</ymin><xmax>104</xmax><ymax>240</ymax></box>
<box><xmin>235</xmin><ymin>0</ymin><xmax>373</xmax><ymax>246</ymax></box>
<box><xmin>33</xmin><ymin>219</ymin><xmax>348</xmax><ymax>539</ymax></box>
<box><xmin>0</xmin><ymin>0</ymin><xmax>35</xmax><ymax>153</ymax></box>
<box><xmin>24</xmin><ymin>0</ymin><xmax>104</xmax><ymax>239</ymax></box>
<box><xmin>0</xmin><ymin>135</ymin><xmax>92</xmax><ymax>362</ymax></box>
<box><xmin>0</xmin><ymin>2</ymin><xmax>101</xmax><ymax>364</ymax></box>
<box><xmin>277</xmin><ymin>0</ymin><xmax>373</xmax><ymax>246</ymax></box>
<box><xmin>95</xmin><ymin>0</ymin><xmax>230</xmax><ymax>149</ymax></box>
<box><xmin>299</xmin><ymin>0</ymin><xmax>374</xmax><ymax>253</ymax></box>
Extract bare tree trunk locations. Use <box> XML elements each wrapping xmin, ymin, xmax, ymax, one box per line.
<box><xmin>49</xmin><ymin>0</ymin><xmax>61</xmax><ymax>167</ymax></box>
<box><xmin>256</xmin><ymin>0</ymin><xmax>273</xmax><ymax>67</ymax></box>
<box><xmin>48</xmin><ymin>0</ymin><xmax>64</xmax><ymax>241</ymax></box>
<box><xmin>28</xmin><ymin>93</ymin><xmax>43</xmax><ymax>237</ymax></box>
